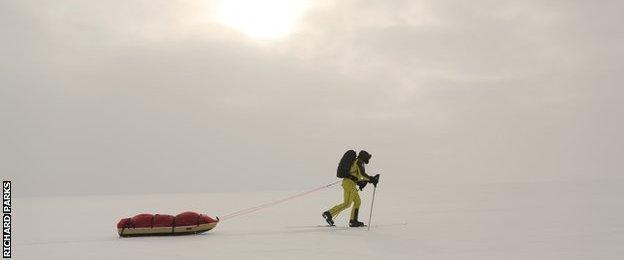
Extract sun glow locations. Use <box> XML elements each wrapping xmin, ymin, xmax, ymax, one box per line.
<box><xmin>215</xmin><ymin>0</ymin><xmax>309</xmax><ymax>40</ymax></box>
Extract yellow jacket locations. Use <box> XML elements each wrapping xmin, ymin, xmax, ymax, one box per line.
<box><xmin>346</xmin><ymin>159</ymin><xmax>371</xmax><ymax>184</ymax></box>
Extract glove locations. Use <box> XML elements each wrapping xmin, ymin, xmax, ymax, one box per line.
<box><xmin>370</xmin><ymin>174</ymin><xmax>380</xmax><ymax>187</ymax></box>
<box><xmin>357</xmin><ymin>181</ymin><xmax>368</xmax><ymax>191</ymax></box>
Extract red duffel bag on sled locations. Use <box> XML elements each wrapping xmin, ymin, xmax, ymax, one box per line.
<box><xmin>117</xmin><ymin>211</ymin><xmax>219</xmax><ymax>237</ymax></box>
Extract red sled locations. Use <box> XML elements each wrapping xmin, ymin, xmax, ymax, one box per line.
<box><xmin>117</xmin><ymin>211</ymin><xmax>219</xmax><ymax>237</ymax></box>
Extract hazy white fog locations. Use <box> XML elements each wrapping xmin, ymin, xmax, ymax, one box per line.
<box><xmin>2</xmin><ymin>0</ymin><xmax>622</xmax><ymax>196</ymax></box>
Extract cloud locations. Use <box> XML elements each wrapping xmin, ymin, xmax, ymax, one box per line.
<box><xmin>1</xmin><ymin>0</ymin><xmax>622</xmax><ymax>196</ymax></box>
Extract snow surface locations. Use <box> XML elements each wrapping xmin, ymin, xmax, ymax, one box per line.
<box><xmin>16</xmin><ymin>179</ymin><xmax>624</xmax><ymax>259</ymax></box>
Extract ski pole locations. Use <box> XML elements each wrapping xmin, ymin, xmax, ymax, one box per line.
<box><xmin>367</xmin><ymin>185</ymin><xmax>377</xmax><ymax>231</ymax></box>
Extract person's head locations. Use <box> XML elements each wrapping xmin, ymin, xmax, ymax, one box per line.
<box><xmin>358</xmin><ymin>150</ymin><xmax>372</xmax><ymax>164</ymax></box>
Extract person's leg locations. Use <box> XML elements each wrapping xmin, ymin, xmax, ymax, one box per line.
<box><xmin>350</xmin><ymin>191</ymin><xmax>361</xmax><ymax>220</ymax></box>
<box><xmin>328</xmin><ymin>184</ymin><xmax>353</xmax><ymax>217</ymax></box>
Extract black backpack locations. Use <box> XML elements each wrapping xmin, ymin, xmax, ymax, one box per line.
<box><xmin>337</xmin><ymin>150</ymin><xmax>357</xmax><ymax>178</ymax></box>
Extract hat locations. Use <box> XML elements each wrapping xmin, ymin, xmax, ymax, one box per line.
<box><xmin>358</xmin><ymin>150</ymin><xmax>372</xmax><ymax>164</ymax></box>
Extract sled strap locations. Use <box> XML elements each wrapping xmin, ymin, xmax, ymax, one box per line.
<box><xmin>120</xmin><ymin>218</ymin><xmax>133</xmax><ymax>237</ymax></box>
<box><xmin>171</xmin><ymin>216</ymin><xmax>176</xmax><ymax>234</ymax></box>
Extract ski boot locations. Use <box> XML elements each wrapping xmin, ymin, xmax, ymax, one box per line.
<box><xmin>349</xmin><ymin>220</ymin><xmax>365</xmax><ymax>227</ymax></box>
<box><xmin>349</xmin><ymin>209</ymin><xmax>366</xmax><ymax>227</ymax></box>
<box><xmin>322</xmin><ymin>211</ymin><xmax>334</xmax><ymax>226</ymax></box>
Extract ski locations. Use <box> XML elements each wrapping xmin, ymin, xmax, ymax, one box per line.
<box><xmin>286</xmin><ymin>222</ymin><xmax>406</xmax><ymax>229</ymax></box>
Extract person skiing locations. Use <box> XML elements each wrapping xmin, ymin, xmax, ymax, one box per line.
<box><xmin>323</xmin><ymin>150</ymin><xmax>380</xmax><ymax>227</ymax></box>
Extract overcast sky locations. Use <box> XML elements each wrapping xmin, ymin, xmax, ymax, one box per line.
<box><xmin>2</xmin><ymin>0</ymin><xmax>623</xmax><ymax>197</ymax></box>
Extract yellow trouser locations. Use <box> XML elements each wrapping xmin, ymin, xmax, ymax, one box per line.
<box><xmin>328</xmin><ymin>179</ymin><xmax>361</xmax><ymax>220</ymax></box>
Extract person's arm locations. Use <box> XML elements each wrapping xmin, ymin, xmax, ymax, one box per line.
<box><xmin>355</xmin><ymin>162</ymin><xmax>371</xmax><ymax>182</ymax></box>
<box><xmin>358</xmin><ymin>162</ymin><xmax>379</xmax><ymax>187</ymax></box>
<box><xmin>353</xmin><ymin>162</ymin><xmax>370</xmax><ymax>190</ymax></box>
